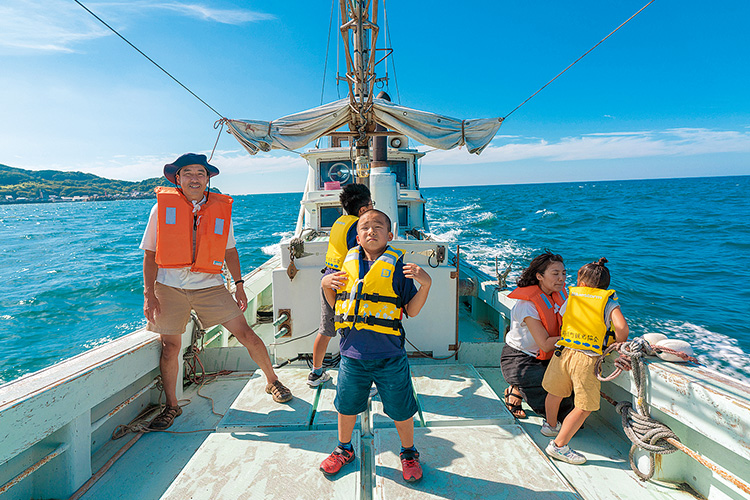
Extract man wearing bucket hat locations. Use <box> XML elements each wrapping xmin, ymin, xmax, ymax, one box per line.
<box><xmin>140</xmin><ymin>153</ymin><xmax>292</xmax><ymax>430</ymax></box>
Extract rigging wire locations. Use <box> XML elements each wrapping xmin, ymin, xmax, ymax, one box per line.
<box><xmin>73</xmin><ymin>0</ymin><xmax>224</xmax><ymax>119</ymax></box>
<box><xmin>383</xmin><ymin>0</ymin><xmax>401</xmax><ymax>104</ymax></box>
<box><xmin>336</xmin><ymin>2</ymin><xmax>342</xmax><ymax>100</ymax></box>
<box><xmin>503</xmin><ymin>0</ymin><xmax>655</xmax><ymax>120</ymax></box>
<box><xmin>320</xmin><ymin>0</ymin><xmax>337</xmax><ymax>105</ymax></box>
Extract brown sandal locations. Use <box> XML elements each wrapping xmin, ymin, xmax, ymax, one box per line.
<box><xmin>504</xmin><ymin>386</ymin><xmax>527</xmax><ymax>419</ymax></box>
<box><xmin>265</xmin><ymin>380</ymin><xmax>293</xmax><ymax>403</ymax></box>
<box><xmin>150</xmin><ymin>404</ymin><xmax>182</xmax><ymax>430</ymax></box>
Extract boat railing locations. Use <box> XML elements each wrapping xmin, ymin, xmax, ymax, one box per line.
<box><xmin>0</xmin><ymin>256</ymin><xmax>279</xmax><ymax>499</ymax></box>
<box><xmin>0</xmin><ymin>329</ymin><xmax>164</xmax><ymax>499</ymax></box>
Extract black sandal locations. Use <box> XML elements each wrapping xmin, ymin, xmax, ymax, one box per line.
<box><xmin>504</xmin><ymin>386</ymin><xmax>527</xmax><ymax>419</ymax></box>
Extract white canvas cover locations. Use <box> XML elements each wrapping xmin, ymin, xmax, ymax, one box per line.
<box><xmin>225</xmin><ymin>98</ymin><xmax>502</xmax><ymax>156</ymax></box>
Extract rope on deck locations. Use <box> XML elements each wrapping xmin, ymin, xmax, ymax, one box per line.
<box><xmin>595</xmin><ymin>338</ymin><xmax>695</xmax><ymax>480</ymax></box>
<box><xmin>596</xmin><ymin>338</ymin><xmax>750</xmax><ymax>493</ymax></box>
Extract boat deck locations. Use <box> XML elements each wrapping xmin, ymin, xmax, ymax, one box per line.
<box><xmin>78</xmin><ymin>364</ymin><xmax>702</xmax><ymax>500</ymax></box>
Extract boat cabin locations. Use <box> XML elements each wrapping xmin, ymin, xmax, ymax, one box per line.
<box><xmin>298</xmin><ymin>135</ymin><xmax>428</xmax><ymax>237</ymax></box>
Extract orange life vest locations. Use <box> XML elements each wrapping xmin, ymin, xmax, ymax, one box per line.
<box><xmin>508</xmin><ymin>285</ymin><xmax>567</xmax><ymax>360</ymax></box>
<box><xmin>154</xmin><ymin>186</ymin><xmax>233</xmax><ymax>274</ymax></box>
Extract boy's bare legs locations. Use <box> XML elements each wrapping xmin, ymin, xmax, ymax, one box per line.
<box><xmin>394</xmin><ymin>417</ymin><xmax>414</xmax><ymax>448</ymax></box>
<box><xmin>312</xmin><ymin>334</ymin><xmax>332</xmax><ymax>370</ymax></box>
<box><xmin>338</xmin><ymin>413</ymin><xmax>358</xmax><ymax>444</ymax></box>
<box><xmin>554</xmin><ymin>408</ymin><xmax>591</xmax><ymax>447</ymax></box>
<box><xmin>545</xmin><ymin>393</ymin><xmax>564</xmax><ymax>427</ymax></box>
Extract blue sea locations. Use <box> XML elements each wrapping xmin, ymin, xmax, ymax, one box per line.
<box><xmin>1</xmin><ymin>176</ymin><xmax>749</xmax><ymax>384</ymax></box>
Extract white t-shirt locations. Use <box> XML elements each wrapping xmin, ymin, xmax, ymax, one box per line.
<box><xmin>504</xmin><ymin>299</ymin><xmax>543</xmax><ymax>357</ymax></box>
<box><xmin>139</xmin><ymin>202</ymin><xmax>236</xmax><ymax>290</ymax></box>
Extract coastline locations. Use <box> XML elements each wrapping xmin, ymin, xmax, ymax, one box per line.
<box><xmin>0</xmin><ymin>193</ymin><xmax>156</xmax><ymax>205</ymax></box>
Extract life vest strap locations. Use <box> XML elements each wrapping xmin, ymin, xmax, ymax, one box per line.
<box><xmin>334</xmin><ymin>314</ymin><xmax>402</xmax><ymax>330</ymax></box>
<box><xmin>336</xmin><ymin>291</ymin><xmax>402</xmax><ymax>308</ymax></box>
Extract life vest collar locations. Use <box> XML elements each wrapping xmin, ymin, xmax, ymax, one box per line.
<box><xmin>507</xmin><ymin>284</ymin><xmax>567</xmax><ymax>360</ymax></box>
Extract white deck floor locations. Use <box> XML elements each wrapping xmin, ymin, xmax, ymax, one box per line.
<box><xmin>80</xmin><ymin>364</ymin><xmax>703</xmax><ymax>500</ymax></box>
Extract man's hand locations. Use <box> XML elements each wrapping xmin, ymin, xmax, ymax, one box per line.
<box><xmin>234</xmin><ymin>285</ymin><xmax>248</xmax><ymax>312</ymax></box>
<box><xmin>403</xmin><ymin>263</ymin><xmax>432</xmax><ymax>288</ymax></box>
<box><xmin>322</xmin><ymin>271</ymin><xmax>348</xmax><ymax>291</ymax></box>
<box><xmin>143</xmin><ymin>290</ymin><xmax>160</xmax><ymax>323</ymax></box>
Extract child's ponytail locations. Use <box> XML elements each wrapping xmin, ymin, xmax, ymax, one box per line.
<box><xmin>578</xmin><ymin>258</ymin><xmax>611</xmax><ymax>289</ymax></box>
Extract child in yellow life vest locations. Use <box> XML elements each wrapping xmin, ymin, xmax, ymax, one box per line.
<box><xmin>308</xmin><ymin>184</ymin><xmax>373</xmax><ymax>387</ymax></box>
<box><xmin>318</xmin><ymin>209</ymin><xmax>431</xmax><ymax>483</ymax></box>
<box><xmin>541</xmin><ymin>258</ymin><xmax>629</xmax><ymax>465</ymax></box>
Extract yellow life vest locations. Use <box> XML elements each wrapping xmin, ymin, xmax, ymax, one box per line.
<box><xmin>334</xmin><ymin>245</ymin><xmax>405</xmax><ymax>338</ymax></box>
<box><xmin>324</xmin><ymin>214</ymin><xmax>359</xmax><ymax>270</ymax></box>
<box><xmin>559</xmin><ymin>286</ymin><xmax>617</xmax><ymax>354</ymax></box>
<box><xmin>154</xmin><ymin>186</ymin><xmax>232</xmax><ymax>274</ymax></box>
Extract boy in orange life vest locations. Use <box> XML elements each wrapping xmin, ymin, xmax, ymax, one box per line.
<box><xmin>141</xmin><ymin>153</ymin><xmax>292</xmax><ymax>430</ymax></box>
<box><xmin>308</xmin><ymin>184</ymin><xmax>373</xmax><ymax>387</ymax></box>
<box><xmin>541</xmin><ymin>258</ymin><xmax>629</xmax><ymax>465</ymax></box>
<box><xmin>318</xmin><ymin>209</ymin><xmax>431</xmax><ymax>483</ymax></box>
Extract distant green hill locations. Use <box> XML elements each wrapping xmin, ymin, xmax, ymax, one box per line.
<box><xmin>0</xmin><ymin>164</ymin><xmax>172</xmax><ymax>200</ymax></box>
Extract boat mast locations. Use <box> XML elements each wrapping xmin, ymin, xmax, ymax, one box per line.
<box><xmin>339</xmin><ymin>0</ymin><xmax>380</xmax><ymax>183</ymax></box>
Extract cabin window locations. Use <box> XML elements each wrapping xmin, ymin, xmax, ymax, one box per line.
<box><xmin>319</xmin><ymin>161</ymin><xmax>353</xmax><ymax>189</ymax></box>
<box><xmin>320</xmin><ymin>206</ymin><xmax>343</xmax><ymax>228</ymax></box>
<box><xmin>388</xmin><ymin>161</ymin><xmax>409</xmax><ymax>188</ymax></box>
<box><xmin>398</xmin><ymin>205</ymin><xmax>409</xmax><ymax>228</ymax></box>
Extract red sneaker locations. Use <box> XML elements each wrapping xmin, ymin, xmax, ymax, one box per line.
<box><xmin>320</xmin><ymin>446</ymin><xmax>355</xmax><ymax>476</ymax></box>
<box><xmin>400</xmin><ymin>449</ymin><xmax>422</xmax><ymax>483</ymax></box>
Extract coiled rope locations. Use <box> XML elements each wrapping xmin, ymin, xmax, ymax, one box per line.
<box><xmin>595</xmin><ymin>338</ymin><xmax>699</xmax><ymax>480</ymax></box>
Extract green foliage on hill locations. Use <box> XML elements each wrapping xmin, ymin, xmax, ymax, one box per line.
<box><xmin>0</xmin><ymin>164</ymin><xmax>172</xmax><ymax>199</ymax></box>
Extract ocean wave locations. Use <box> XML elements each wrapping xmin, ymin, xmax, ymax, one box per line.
<box><xmin>454</xmin><ymin>203</ymin><xmax>481</xmax><ymax>212</ymax></box>
<box><xmin>647</xmin><ymin>320</ymin><xmax>750</xmax><ymax>382</ymax></box>
<box><xmin>82</xmin><ymin>336</ymin><xmax>114</xmax><ymax>349</ymax></box>
<box><xmin>272</xmin><ymin>231</ymin><xmax>294</xmax><ymax>238</ymax></box>
<box><xmin>535</xmin><ymin>209</ymin><xmax>557</xmax><ymax>217</ymax></box>
<box><xmin>472</xmin><ymin>212</ymin><xmax>497</xmax><ymax>225</ymax></box>
<box><xmin>261</xmin><ymin>243</ymin><xmax>281</xmax><ymax>256</ymax></box>
<box><xmin>425</xmin><ymin>228</ymin><xmax>463</xmax><ymax>242</ymax></box>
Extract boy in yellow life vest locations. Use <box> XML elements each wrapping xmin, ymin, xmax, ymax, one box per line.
<box><xmin>541</xmin><ymin>258</ymin><xmax>629</xmax><ymax>465</ymax></box>
<box><xmin>308</xmin><ymin>184</ymin><xmax>373</xmax><ymax>387</ymax></box>
<box><xmin>318</xmin><ymin>209</ymin><xmax>431</xmax><ymax>483</ymax></box>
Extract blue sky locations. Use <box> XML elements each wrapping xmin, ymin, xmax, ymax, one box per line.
<box><xmin>1</xmin><ymin>0</ymin><xmax>748</xmax><ymax>194</ymax></box>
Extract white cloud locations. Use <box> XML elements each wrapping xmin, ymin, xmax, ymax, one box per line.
<box><xmin>0</xmin><ymin>0</ymin><xmax>274</xmax><ymax>54</ymax></box>
<box><xmin>25</xmin><ymin>149</ymin><xmax>306</xmax><ymax>182</ymax></box>
<box><xmin>0</xmin><ymin>1</ymin><xmax>107</xmax><ymax>53</ymax></box>
<box><xmin>421</xmin><ymin>128</ymin><xmax>750</xmax><ymax>166</ymax></box>
<box><xmin>154</xmin><ymin>3</ymin><xmax>275</xmax><ymax>24</ymax></box>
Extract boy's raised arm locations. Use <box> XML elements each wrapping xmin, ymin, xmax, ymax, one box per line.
<box><xmin>321</xmin><ymin>271</ymin><xmax>348</xmax><ymax>308</ymax></box>
<box><xmin>402</xmin><ymin>263</ymin><xmax>431</xmax><ymax>318</ymax></box>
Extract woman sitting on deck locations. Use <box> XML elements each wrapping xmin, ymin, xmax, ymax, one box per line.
<box><xmin>500</xmin><ymin>251</ymin><xmax>574</xmax><ymax>419</ymax></box>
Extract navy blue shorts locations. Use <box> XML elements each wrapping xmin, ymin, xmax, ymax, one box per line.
<box><xmin>335</xmin><ymin>354</ymin><xmax>418</xmax><ymax>422</ymax></box>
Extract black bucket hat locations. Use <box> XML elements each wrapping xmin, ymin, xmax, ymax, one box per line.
<box><xmin>163</xmin><ymin>153</ymin><xmax>220</xmax><ymax>185</ymax></box>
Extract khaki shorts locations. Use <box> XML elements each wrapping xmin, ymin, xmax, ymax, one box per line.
<box><xmin>147</xmin><ymin>282</ymin><xmax>243</xmax><ymax>335</ymax></box>
<box><xmin>542</xmin><ymin>348</ymin><xmax>601</xmax><ymax>412</ymax></box>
